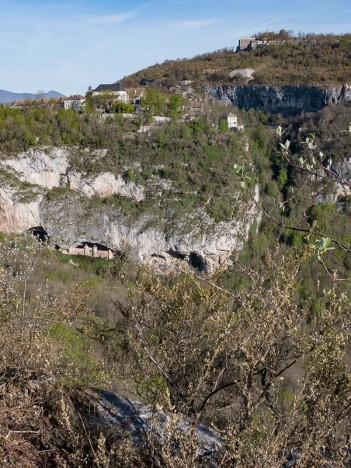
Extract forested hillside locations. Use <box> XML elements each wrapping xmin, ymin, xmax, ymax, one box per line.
<box><xmin>121</xmin><ymin>32</ymin><xmax>351</xmax><ymax>88</ymax></box>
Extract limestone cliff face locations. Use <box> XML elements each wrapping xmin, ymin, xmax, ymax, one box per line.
<box><xmin>0</xmin><ymin>187</ymin><xmax>42</xmax><ymax>233</ymax></box>
<box><xmin>0</xmin><ymin>148</ymin><xmax>144</xmax><ymax>201</ymax></box>
<box><xmin>2</xmin><ymin>148</ymin><xmax>69</xmax><ymax>189</ymax></box>
<box><xmin>329</xmin><ymin>159</ymin><xmax>351</xmax><ymax>200</ymax></box>
<box><xmin>67</xmin><ymin>171</ymin><xmax>145</xmax><ymax>201</ymax></box>
<box><xmin>205</xmin><ymin>84</ymin><xmax>351</xmax><ymax>115</ymax></box>
<box><xmin>0</xmin><ymin>147</ymin><xmax>259</xmax><ymax>275</ymax></box>
<box><xmin>40</xmin><ymin>187</ymin><xmax>259</xmax><ymax>275</ymax></box>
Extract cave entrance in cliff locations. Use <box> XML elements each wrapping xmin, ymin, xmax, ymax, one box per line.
<box><xmin>168</xmin><ymin>250</ymin><xmax>206</xmax><ymax>272</ymax></box>
<box><xmin>27</xmin><ymin>226</ymin><xmax>49</xmax><ymax>242</ymax></box>
<box><xmin>189</xmin><ymin>252</ymin><xmax>206</xmax><ymax>272</ymax></box>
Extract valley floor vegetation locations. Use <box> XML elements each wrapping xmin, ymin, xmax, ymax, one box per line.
<box><xmin>1</xmin><ymin>97</ymin><xmax>351</xmax><ymax>465</ymax></box>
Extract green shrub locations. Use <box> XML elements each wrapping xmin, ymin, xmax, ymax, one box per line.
<box><xmin>266</xmin><ymin>180</ymin><xmax>280</xmax><ymax>198</ymax></box>
<box><xmin>48</xmin><ymin>323</ymin><xmax>105</xmax><ymax>386</ymax></box>
<box><xmin>46</xmin><ymin>186</ymin><xmax>72</xmax><ymax>201</ymax></box>
<box><xmin>277</xmin><ymin>168</ymin><xmax>288</xmax><ymax>190</ymax></box>
<box><xmin>309</xmin><ymin>202</ymin><xmax>337</xmax><ymax>223</ymax></box>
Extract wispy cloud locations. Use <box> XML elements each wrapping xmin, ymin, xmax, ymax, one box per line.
<box><xmin>80</xmin><ymin>38</ymin><xmax>115</xmax><ymax>58</ymax></box>
<box><xmin>332</xmin><ymin>9</ymin><xmax>351</xmax><ymax>17</ymax></box>
<box><xmin>177</xmin><ymin>18</ymin><xmax>223</xmax><ymax>28</ymax></box>
<box><xmin>85</xmin><ymin>10</ymin><xmax>139</xmax><ymax>25</ymax></box>
<box><xmin>233</xmin><ymin>15</ymin><xmax>289</xmax><ymax>37</ymax></box>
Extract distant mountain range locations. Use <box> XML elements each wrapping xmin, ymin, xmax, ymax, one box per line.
<box><xmin>0</xmin><ymin>90</ymin><xmax>64</xmax><ymax>103</ymax></box>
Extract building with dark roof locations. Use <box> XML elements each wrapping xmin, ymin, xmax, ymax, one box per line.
<box><xmin>92</xmin><ymin>82</ymin><xmax>129</xmax><ymax>103</ymax></box>
<box><xmin>93</xmin><ymin>82</ymin><xmax>125</xmax><ymax>92</ymax></box>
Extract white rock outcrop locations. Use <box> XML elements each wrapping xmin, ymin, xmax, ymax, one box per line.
<box><xmin>2</xmin><ymin>148</ymin><xmax>68</xmax><ymax>189</ymax></box>
<box><xmin>0</xmin><ymin>187</ymin><xmax>42</xmax><ymax>233</ymax></box>
<box><xmin>82</xmin><ymin>388</ymin><xmax>223</xmax><ymax>464</ymax></box>
<box><xmin>229</xmin><ymin>69</ymin><xmax>255</xmax><ymax>80</ymax></box>
<box><xmin>67</xmin><ymin>171</ymin><xmax>144</xmax><ymax>201</ymax></box>
<box><xmin>313</xmin><ymin>159</ymin><xmax>351</xmax><ymax>203</ymax></box>
<box><xmin>1</xmin><ymin>147</ymin><xmax>145</xmax><ymax>201</ymax></box>
<box><xmin>331</xmin><ymin>159</ymin><xmax>351</xmax><ymax>199</ymax></box>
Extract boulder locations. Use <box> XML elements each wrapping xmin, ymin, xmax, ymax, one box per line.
<box><xmin>78</xmin><ymin>388</ymin><xmax>224</xmax><ymax>466</ymax></box>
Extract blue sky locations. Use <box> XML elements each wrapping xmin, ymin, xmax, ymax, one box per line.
<box><xmin>1</xmin><ymin>0</ymin><xmax>350</xmax><ymax>95</ymax></box>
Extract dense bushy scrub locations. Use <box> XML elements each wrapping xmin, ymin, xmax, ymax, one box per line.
<box><xmin>1</xmin><ymin>232</ymin><xmax>351</xmax><ymax>465</ymax></box>
<box><xmin>121</xmin><ymin>33</ymin><xmax>351</xmax><ymax>88</ymax></box>
<box><xmin>0</xmin><ymin>103</ymin><xmax>270</xmax><ymax>223</ymax></box>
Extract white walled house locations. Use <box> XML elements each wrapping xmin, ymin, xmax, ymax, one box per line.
<box><xmin>227</xmin><ymin>113</ymin><xmax>238</xmax><ymax>128</ymax></box>
<box><xmin>92</xmin><ymin>90</ymin><xmax>129</xmax><ymax>103</ymax></box>
<box><xmin>62</xmin><ymin>95</ymin><xmax>85</xmax><ymax>110</ymax></box>
<box><xmin>226</xmin><ymin>113</ymin><xmax>244</xmax><ymax>131</ymax></box>
<box><xmin>92</xmin><ymin>83</ymin><xmax>129</xmax><ymax>103</ymax></box>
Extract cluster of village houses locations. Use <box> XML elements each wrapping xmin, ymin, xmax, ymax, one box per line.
<box><xmin>9</xmin><ymin>34</ymin><xmax>317</xmax><ymax>129</ymax></box>
<box><xmin>10</xmin><ymin>83</ymin><xmax>143</xmax><ymax>112</ymax></box>
<box><xmin>10</xmin><ymin>82</ymin><xmax>243</xmax><ymax>130</ymax></box>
